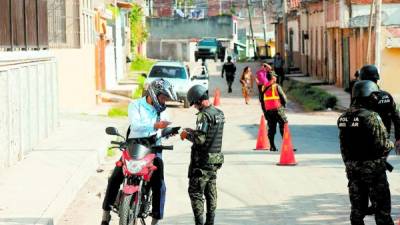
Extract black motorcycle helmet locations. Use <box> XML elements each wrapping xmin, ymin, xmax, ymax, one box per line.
<box><xmin>148</xmin><ymin>79</ymin><xmax>177</xmax><ymax>113</ymax></box>
<box><xmin>187</xmin><ymin>85</ymin><xmax>209</xmax><ymax>106</ymax></box>
<box><xmin>359</xmin><ymin>64</ymin><xmax>380</xmax><ymax>82</ymax></box>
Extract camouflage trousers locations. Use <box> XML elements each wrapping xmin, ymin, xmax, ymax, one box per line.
<box><xmin>188</xmin><ymin>169</ymin><xmax>218</xmax><ymax>218</ymax></box>
<box><xmin>346</xmin><ymin>160</ymin><xmax>394</xmax><ymax>225</ymax></box>
<box><xmin>264</xmin><ymin>107</ymin><xmax>288</xmax><ymax>147</ymax></box>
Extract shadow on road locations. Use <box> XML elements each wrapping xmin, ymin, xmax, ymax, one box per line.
<box><xmin>162</xmin><ymin>193</ymin><xmax>400</xmax><ymax>225</ymax></box>
<box><xmin>0</xmin><ymin>218</ymin><xmax>53</xmax><ymax>225</ymax></box>
<box><xmin>239</xmin><ymin>124</ymin><xmax>340</xmax><ymax>154</ymax></box>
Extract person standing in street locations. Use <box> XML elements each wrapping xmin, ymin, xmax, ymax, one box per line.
<box><xmin>337</xmin><ymin>80</ymin><xmax>394</xmax><ymax>225</ymax></box>
<box><xmin>221</xmin><ymin>56</ymin><xmax>236</xmax><ymax>93</ymax></box>
<box><xmin>180</xmin><ymin>85</ymin><xmax>225</xmax><ymax>225</ymax></box>
<box><xmin>100</xmin><ymin>79</ymin><xmax>177</xmax><ymax>225</ymax></box>
<box><xmin>256</xmin><ymin>63</ymin><xmax>271</xmax><ymax>116</ymax></box>
<box><xmin>240</xmin><ymin>66</ymin><xmax>254</xmax><ymax>104</ymax></box>
<box><xmin>349</xmin><ymin>70</ymin><xmax>360</xmax><ymax>102</ymax></box>
<box><xmin>273</xmin><ymin>52</ymin><xmax>285</xmax><ymax>85</ymax></box>
<box><xmin>262</xmin><ymin>72</ymin><xmax>288</xmax><ymax>151</ymax></box>
<box><xmin>358</xmin><ymin>64</ymin><xmax>400</xmax><ymax>155</ymax></box>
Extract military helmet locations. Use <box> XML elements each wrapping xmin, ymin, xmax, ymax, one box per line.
<box><xmin>359</xmin><ymin>64</ymin><xmax>380</xmax><ymax>82</ymax></box>
<box><xmin>187</xmin><ymin>85</ymin><xmax>208</xmax><ymax>106</ymax></box>
<box><xmin>147</xmin><ymin>79</ymin><xmax>177</xmax><ymax>113</ymax></box>
<box><xmin>352</xmin><ymin>80</ymin><xmax>379</xmax><ymax>98</ymax></box>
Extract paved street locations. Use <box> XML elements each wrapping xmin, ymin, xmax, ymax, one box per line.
<box><xmin>58</xmin><ymin>62</ymin><xmax>400</xmax><ymax>225</ymax></box>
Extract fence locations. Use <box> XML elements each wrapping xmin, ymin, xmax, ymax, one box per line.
<box><xmin>0</xmin><ymin>55</ymin><xmax>58</xmax><ymax>168</ymax></box>
<box><xmin>0</xmin><ymin>0</ymin><xmax>49</xmax><ymax>51</ymax></box>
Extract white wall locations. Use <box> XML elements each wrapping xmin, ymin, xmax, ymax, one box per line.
<box><xmin>0</xmin><ymin>53</ymin><xmax>58</xmax><ymax>168</ymax></box>
<box><xmin>288</xmin><ymin>20</ymin><xmax>300</xmax><ymax>52</ymax></box>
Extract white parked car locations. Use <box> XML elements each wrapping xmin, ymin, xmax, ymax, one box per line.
<box><xmin>144</xmin><ymin>61</ymin><xmax>209</xmax><ymax>108</ymax></box>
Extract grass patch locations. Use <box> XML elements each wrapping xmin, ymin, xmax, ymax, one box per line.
<box><xmin>107</xmin><ymin>147</ymin><xmax>116</xmax><ymax>157</ymax></box>
<box><xmin>132</xmin><ymin>74</ymin><xmax>146</xmax><ymax>99</ymax></box>
<box><xmin>108</xmin><ymin>105</ymin><xmax>128</xmax><ymax>117</ymax></box>
<box><xmin>284</xmin><ymin>79</ymin><xmax>337</xmax><ymax>111</ymax></box>
<box><xmin>130</xmin><ymin>56</ymin><xmax>155</xmax><ymax>73</ymax></box>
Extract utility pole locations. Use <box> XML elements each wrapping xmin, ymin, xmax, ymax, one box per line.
<box><xmin>219</xmin><ymin>0</ymin><xmax>222</xmax><ymax>15</ymax></box>
<box><xmin>261</xmin><ymin>0</ymin><xmax>268</xmax><ymax>43</ymax></box>
<box><xmin>366</xmin><ymin>0</ymin><xmax>375</xmax><ymax>64</ymax></box>
<box><xmin>282</xmin><ymin>0</ymin><xmax>289</xmax><ymax>68</ymax></box>
<box><xmin>246</xmin><ymin>0</ymin><xmax>258</xmax><ymax>59</ymax></box>
<box><xmin>261</xmin><ymin>0</ymin><xmax>268</xmax><ymax>57</ymax></box>
<box><xmin>375</xmin><ymin>0</ymin><xmax>382</xmax><ymax>69</ymax></box>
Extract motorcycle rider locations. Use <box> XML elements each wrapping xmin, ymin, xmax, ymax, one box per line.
<box><xmin>100</xmin><ymin>79</ymin><xmax>177</xmax><ymax>225</ymax></box>
<box><xmin>358</xmin><ymin>64</ymin><xmax>400</xmax><ymax>155</ymax></box>
<box><xmin>180</xmin><ymin>85</ymin><xmax>225</xmax><ymax>225</ymax></box>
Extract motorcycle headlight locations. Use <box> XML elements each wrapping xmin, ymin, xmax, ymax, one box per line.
<box><xmin>126</xmin><ymin>160</ymin><xmax>147</xmax><ymax>174</ymax></box>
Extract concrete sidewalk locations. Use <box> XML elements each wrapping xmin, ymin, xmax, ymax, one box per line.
<box><xmin>286</xmin><ymin>74</ymin><xmax>351</xmax><ymax>111</ymax></box>
<box><xmin>0</xmin><ymin>113</ymin><xmax>126</xmax><ymax>225</ymax></box>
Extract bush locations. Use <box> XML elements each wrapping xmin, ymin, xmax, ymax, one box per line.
<box><xmin>130</xmin><ymin>56</ymin><xmax>155</xmax><ymax>73</ymax></box>
<box><xmin>108</xmin><ymin>106</ymin><xmax>128</xmax><ymax>117</ymax></box>
<box><xmin>284</xmin><ymin>80</ymin><xmax>337</xmax><ymax>111</ymax></box>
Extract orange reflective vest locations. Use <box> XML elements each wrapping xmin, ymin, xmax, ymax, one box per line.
<box><xmin>263</xmin><ymin>84</ymin><xmax>281</xmax><ymax>110</ymax></box>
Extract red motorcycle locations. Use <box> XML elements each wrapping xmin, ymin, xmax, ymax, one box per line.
<box><xmin>105</xmin><ymin>126</ymin><xmax>180</xmax><ymax>225</ymax></box>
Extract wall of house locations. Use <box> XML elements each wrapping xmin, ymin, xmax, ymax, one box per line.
<box><xmin>299</xmin><ymin>12</ymin><xmax>309</xmax><ymax>74</ymax></box>
<box><xmin>307</xmin><ymin>3</ymin><xmax>325</xmax><ymax>81</ymax></box>
<box><xmin>380</xmin><ymin>28</ymin><xmax>400</xmax><ymax>99</ymax></box>
<box><xmin>51</xmin><ymin>46</ymin><xmax>97</xmax><ymax>112</ymax></box>
<box><xmin>288</xmin><ymin>18</ymin><xmax>301</xmax><ymax>68</ymax></box>
<box><xmin>0</xmin><ymin>53</ymin><xmax>58</xmax><ymax>168</ymax></box>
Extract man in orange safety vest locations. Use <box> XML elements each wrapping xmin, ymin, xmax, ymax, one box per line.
<box><xmin>262</xmin><ymin>72</ymin><xmax>288</xmax><ymax>151</ymax></box>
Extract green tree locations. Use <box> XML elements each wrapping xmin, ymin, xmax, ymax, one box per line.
<box><xmin>130</xmin><ymin>4</ymin><xmax>148</xmax><ymax>53</ymax></box>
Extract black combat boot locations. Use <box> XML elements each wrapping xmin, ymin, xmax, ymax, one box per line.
<box><xmin>194</xmin><ymin>215</ymin><xmax>204</xmax><ymax>225</ymax></box>
<box><xmin>205</xmin><ymin>213</ymin><xmax>215</xmax><ymax>225</ymax></box>
<box><xmin>100</xmin><ymin>210</ymin><xmax>111</xmax><ymax>225</ymax></box>
<box><xmin>269</xmin><ymin>136</ymin><xmax>277</xmax><ymax>151</ymax></box>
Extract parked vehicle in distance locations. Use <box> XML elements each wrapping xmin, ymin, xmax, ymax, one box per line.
<box><xmin>144</xmin><ymin>61</ymin><xmax>208</xmax><ymax>108</ymax></box>
<box><xmin>190</xmin><ymin>64</ymin><xmax>209</xmax><ymax>90</ymax></box>
<box><xmin>194</xmin><ymin>38</ymin><xmax>226</xmax><ymax>62</ymax></box>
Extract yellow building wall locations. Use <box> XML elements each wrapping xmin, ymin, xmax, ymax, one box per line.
<box><xmin>51</xmin><ymin>46</ymin><xmax>97</xmax><ymax>112</ymax></box>
<box><xmin>268</xmin><ymin>40</ymin><xmax>276</xmax><ymax>57</ymax></box>
<box><xmin>380</xmin><ymin>29</ymin><xmax>400</xmax><ymax>102</ymax></box>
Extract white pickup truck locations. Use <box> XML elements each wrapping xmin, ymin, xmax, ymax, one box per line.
<box><xmin>144</xmin><ymin>61</ymin><xmax>209</xmax><ymax>108</ymax></box>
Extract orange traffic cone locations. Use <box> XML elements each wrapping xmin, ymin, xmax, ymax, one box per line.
<box><xmin>277</xmin><ymin>123</ymin><xmax>297</xmax><ymax>166</ymax></box>
<box><xmin>254</xmin><ymin>115</ymin><xmax>270</xmax><ymax>150</ymax></box>
<box><xmin>213</xmin><ymin>88</ymin><xmax>221</xmax><ymax>106</ymax></box>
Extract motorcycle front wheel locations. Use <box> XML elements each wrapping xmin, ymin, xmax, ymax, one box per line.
<box><xmin>119</xmin><ymin>193</ymin><xmax>140</xmax><ymax>225</ymax></box>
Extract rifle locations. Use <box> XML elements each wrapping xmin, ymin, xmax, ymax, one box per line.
<box><xmin>383</xmin><ymin>149</ymin><xmax>394</xmax><ymax>172</ymax></box>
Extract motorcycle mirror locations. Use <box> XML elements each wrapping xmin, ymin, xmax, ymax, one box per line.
<box><xmin>105</xmin><ymin>127</ymin><xmax>119</xmax><ymax>136</ymax></box>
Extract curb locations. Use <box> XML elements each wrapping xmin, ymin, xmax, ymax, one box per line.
<box><xmin>41</xmin><ymin>139</ymin><xmax>111</xmax><ymax>225</ymax></box>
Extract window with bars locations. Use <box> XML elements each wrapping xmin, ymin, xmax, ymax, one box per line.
<box><xmin>47</xmin><ymin>0</ymin><xmax>80</xmax><ymax>48</ymax></box>
<box><xmin>47</xmin><ymin>0</ymin><xmax>94</xmax><ymax>48</ymax></box>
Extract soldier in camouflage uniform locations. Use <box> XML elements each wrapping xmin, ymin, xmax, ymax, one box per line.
<box><xmin>262</xmin><ymin>72</ymin><xmax>288</xmax><ymax>151</ymax></box>
<box><xmin>358</xmin><ymin>64</ymin><xmax>400</xmax><ymax>154</ymax></box>
<box><xmin>180</xmin><ymin>85</ymin><xmax>225</xmax><ymax>225</ymax></box>
<box><xmin>337</xmin><ymin>80</ymin><xmax>394</xmax><ymax>225</ymax></box>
